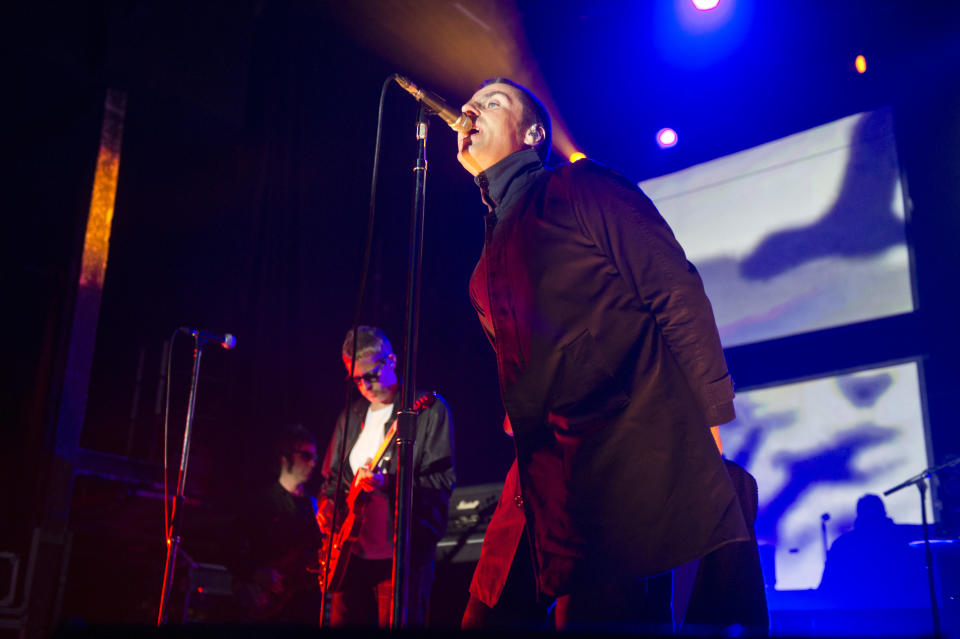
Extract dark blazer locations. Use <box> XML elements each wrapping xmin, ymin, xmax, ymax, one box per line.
<box><xmin>319</xmin><ymin>392</ymin><xmax>456</xmax><ymax>566</ymax></box>
<box><xmin>468</xmin><ymin>149</ymin><xmax>749</xmax><ymax>602</ymax></box>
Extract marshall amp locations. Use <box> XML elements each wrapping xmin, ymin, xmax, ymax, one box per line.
<box><xmin>436</xmin><ymin>482</ymin><xmax>503</xmax><ymax>564</ymax></box>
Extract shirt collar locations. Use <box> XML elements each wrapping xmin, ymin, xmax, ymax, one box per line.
<box><xmin>474</xmin><ymin>148</ymin><xmax>543</xmax><ymax>212</ymax></box>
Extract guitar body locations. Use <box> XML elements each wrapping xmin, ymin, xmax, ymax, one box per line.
<box><xmin>241</xmin><ymin>547</ymin><xmax>320</xmax><ymax>621</ymax></box>
<box><xmin>319</xmin><ymin>486</ymin><xmax>367</xmax><ymax>592</ymax></box>
<box><xmin>318</xmin><ymin>393</ymin><xmax>437</xmax><ymax>593</ymax></box>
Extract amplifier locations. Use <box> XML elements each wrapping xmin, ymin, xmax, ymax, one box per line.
<box><xmin>436</xmin><ymin>482</ymin><xmax>502</xmax><ymax>564</ymax></box>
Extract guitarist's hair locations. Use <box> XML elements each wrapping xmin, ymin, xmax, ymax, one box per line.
<box><xmin>273</xmin><ymin>423</ymin><xmax>317</xmax><ymax>477</ymax></box>
<box><xmin>342</xmin><ymin>325</ymin><xmax>393</xmax><ymax>362</ymax></box>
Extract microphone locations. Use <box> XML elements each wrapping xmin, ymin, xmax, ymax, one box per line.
<box><xmin>394</xmin><ymin>75</ymin><xmax>474</xmax><ymax>133</ymax></box>
<box><xmin>179</xmin><ymin>327</ymin><xmax>237</xmax><ymax>350</ymax></box>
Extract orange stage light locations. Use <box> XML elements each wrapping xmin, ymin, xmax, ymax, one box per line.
<box><xmin>327</xmin><ymin>0</ymin><xmax>580</xmax><ymax>160</ymax></box>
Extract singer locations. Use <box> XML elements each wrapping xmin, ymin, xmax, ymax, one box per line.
<box><xmin>454</xmin><ymin>79</ymin><xmax>751</xmax><ymax>631</ymax></box>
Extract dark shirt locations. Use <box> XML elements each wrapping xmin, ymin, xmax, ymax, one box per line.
<box><xmin>235</xmin><ymin>481</ymin><xmax>325</xmax><ymax>622</ymax></box>
<box><xmin>243</xmin><ymin>482</ymin><xmax>324</xmax><ymax>577</ymax></box>
<box><xmin>467</xmin><ymin>148</ymin><xmax>748</xmax><ymax>604</ymax></box>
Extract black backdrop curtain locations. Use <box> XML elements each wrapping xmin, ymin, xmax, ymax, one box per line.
<box><xmin>75</xmin><ymin>0</ymin><xmax>510</xmax><ymax>507</ymax></box>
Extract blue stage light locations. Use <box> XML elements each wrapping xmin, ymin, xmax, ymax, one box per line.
<box><xmin>654</xmin><ymin>0</ymin><xmax>752</xmax><ymax>68</ymax></box>
<box><xmin>693</xmin><ymin>0</ymin><xmax>721</xmax><ymax>10</ymax></box>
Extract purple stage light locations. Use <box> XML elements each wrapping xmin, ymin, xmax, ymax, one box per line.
<box><xmin>657</xmin><ymin>128</ymin><xmax>678</xmax><ymax>148</ymax></box>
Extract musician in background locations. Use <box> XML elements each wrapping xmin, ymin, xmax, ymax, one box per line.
<box><xmin>235</xmin><ymin>424</ymin><xmax>325</xmax><ymax>624</ymax></box>
<box><xmin>317</xmin><ymin>326</ymin><xmax>455</xmax><ymax>627</ymax></box>
<box><xmin>818</xmin><ymin>493</ymin><xmax>926</xmax><ymax>609</ymax></box>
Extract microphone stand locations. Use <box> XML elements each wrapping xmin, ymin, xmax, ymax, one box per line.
<box><xmin>391</xmin><ymin>102</ymin><xmax>430</xmax><ymax>629</ymax></box>
<box><xmin>820</xmin><ymin>512</ymin><xmax>830</xmax><ymax>564</ymax></box>
<box><xmin>157</xmin><ymin>334</ymin><xmax>212</xmax><ymax>625</ymax></box>
<box><xmin>883</xmin><ymin>456</ymin><xmax>960</xmax><ymax>638</ymax></box>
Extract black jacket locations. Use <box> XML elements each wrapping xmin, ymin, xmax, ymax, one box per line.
<box><xmin>469</xmin><ymin>149</ymin><xmax>749</xmax><ymax>600</ymax></box>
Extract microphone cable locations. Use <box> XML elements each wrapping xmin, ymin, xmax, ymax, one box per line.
<box><xmin>157</xmin><ymin>325</ymin><xmax>181</xmax><ymax>624</ymax></box>
<box><xmin>319</xmin><ymin>73</ymin><xmax>398</xmax><ymax>625</ymax></box>
<box><xmin>162</xmin><ymin>326</ymin><xmax>179</xmax><ymax>551</ymax></box>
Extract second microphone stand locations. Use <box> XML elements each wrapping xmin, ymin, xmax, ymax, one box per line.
<box><xmin>884</xmin><ymin>456</ymin><xmax>960</xmax><ymax>638</ymax></box>
<box><xmin>157</xmin><ymin>334</ymin><xmax>209</xmax><ymax>625</ymax></box>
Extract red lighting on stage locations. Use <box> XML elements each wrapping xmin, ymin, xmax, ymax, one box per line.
<box><xmin>657</xmin><ymin>128</ymin><xmax>678</xmax><ymax>149</ymax></box>
<box><xmin>569</xmin><ymin>152</ymin><xmax>587</xmax><ymax>163</ymax></box>
<box><xmin>855</xmin><ymin>54</ymin><xmax>867</xmax><ymax>74</ymax></box>
<box><xmin>692</xmin><ymin>0</ymin><xmax>721</xmax><ymax>9</ymax></box>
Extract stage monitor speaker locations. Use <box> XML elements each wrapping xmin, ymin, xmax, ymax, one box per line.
<box><xmin>436</xmin><ymin>482</ymin><xmax>502</xmax><ymax>564</ymax></box>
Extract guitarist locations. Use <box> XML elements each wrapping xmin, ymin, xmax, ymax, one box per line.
<box><xmin>317</xmin><ymin>326</ymin><xmax>456</xmax><ymax>628</ymax></box>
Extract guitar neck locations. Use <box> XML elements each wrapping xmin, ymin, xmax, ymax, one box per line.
<box><xmin>369</xmin><ymin>420</ymin><xmax>398</xmax><ymax>471</ymax></box>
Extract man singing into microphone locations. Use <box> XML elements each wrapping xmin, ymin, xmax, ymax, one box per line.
<box><xmin>454</xmin><ymin>78</ymin><xmax>750</xmax><ymax>631</ymax></box>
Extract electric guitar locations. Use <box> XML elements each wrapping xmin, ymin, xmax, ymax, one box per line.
<box><xmin>318</xmin><ymin>392</ymin><xmax>437</xmax><ymax>593</ymax></box>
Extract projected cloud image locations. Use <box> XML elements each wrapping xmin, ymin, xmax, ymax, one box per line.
<box><xmin>721</xmin><ymin>362</ymin><xmax>930</xmax><ymax>591</ymax></box>
<box><xmin>640</xmin><ymin>108</ymin><xmax>912</xmax><ymax>347</ymax></box>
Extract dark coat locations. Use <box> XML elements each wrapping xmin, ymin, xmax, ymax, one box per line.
<box><xmin>684</xmin><ymin>460</ymin><xmax>770</xmax><ymax>633</ymax></box>
<box><xmin>319</xmin><ymin>392</ymin><xmax>456</xmax><ymax>566</ymax></box>
<box><xmin>468</xmin><ymin>149</ymin><xmax>749</xmax><ymax>602</ymax></box>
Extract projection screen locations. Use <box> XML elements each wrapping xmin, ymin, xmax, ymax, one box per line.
<box><xmin>639</xmin><ymin>107</ymin><xmax>913</xmax><ymax>348</ymax></box>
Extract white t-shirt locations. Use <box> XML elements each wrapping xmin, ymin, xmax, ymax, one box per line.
<box><xmin>349</xmin><ymin>403</ymin><xmax>393</xmax><ymax>473</ymax></box>
<box><xmin>349</xmin><ymin>403</ymin><xmax>394</xmax><ymax>559</ymax></box>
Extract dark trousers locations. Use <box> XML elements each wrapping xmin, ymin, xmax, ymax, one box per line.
<box><xmin>461</xmin><ymin>539</ymin><xmax>547</xmax><ymax>630</ymax></box>
<box><xmin>461</xmin><ymin>537</ymin><xmax>673</xmax><ymax>632</ymax></box>
<box><xmin>329</xmin><ymin>556</ymin><xmax>434</xmax><ymax>628</ymax></box>
<box><xmin>553</xmin><ymin>572</ymin><xmax>673</xmax><ymax>633</ymax></box>
<box><xmin>462</xmin><ymin>572</ymin><xmax>672</xmax><ymax>632</ymax></box>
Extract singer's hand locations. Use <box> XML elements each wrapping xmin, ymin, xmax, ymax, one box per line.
<box><xmin>710</xmin><ymin>426</ymin><xmax>722</xmax><ymax>454</ymax></box>
<box><xmin>355</xmin><ymin>459</ymin><xmax>385</xmax><ymax>493</ymax></box>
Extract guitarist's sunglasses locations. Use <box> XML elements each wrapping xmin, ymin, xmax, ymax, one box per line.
<box><xmin>349</xmin><ymin>358</ymin><xmax>387</xmax><ymax>385</ymax></box>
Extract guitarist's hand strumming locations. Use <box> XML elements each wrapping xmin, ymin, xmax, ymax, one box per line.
<box><xmin>354</xmin><ymin>458</ymin><xmax>385</xmax><ymax>493</ymax></box>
